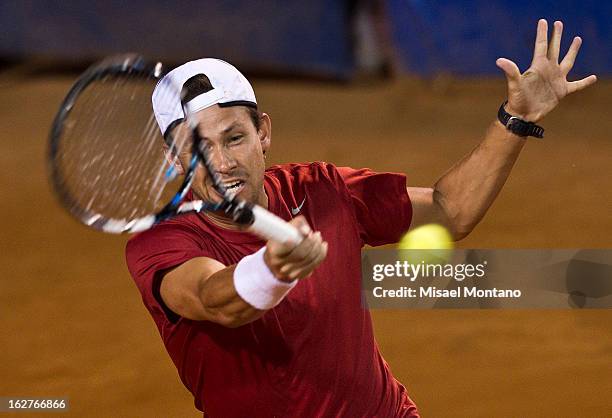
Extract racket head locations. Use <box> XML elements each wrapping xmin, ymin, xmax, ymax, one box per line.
<box><xmin>48</xmin><ymin>54</ymin><xmax>197</xmax><ymax>233</ymax></box>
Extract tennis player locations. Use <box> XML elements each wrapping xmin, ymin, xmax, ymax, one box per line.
<box><xmin>126</xmin><ymin>20</ymin><xmax>595</xmax><ymax>417</ymax></box>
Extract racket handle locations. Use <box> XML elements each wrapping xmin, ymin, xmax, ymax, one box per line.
<box><xmin>250</xmin><ymin>205</ymin><xmax>303</xmax><ymax>244</ymax></box>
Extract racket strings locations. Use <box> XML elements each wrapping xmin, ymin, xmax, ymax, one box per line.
<box><xmin>55</xmin><ymin>69</ymin><xmax>186</xmax><ymax>222</ymax></box>
<box><xmin>90</xmin><ymin>74</ymin><xmax>147</xmax><ymax>216</ymax></box>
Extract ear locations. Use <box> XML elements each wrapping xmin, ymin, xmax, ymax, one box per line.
<box><xmin>162</xmin><ymin>144</ymin><xmax>185</xmax><ymax>176</ymax></box>
<box><xmin>258</xmin><ymin>112</ymin><xmax>272</xmax><ymax>155</ymax></box>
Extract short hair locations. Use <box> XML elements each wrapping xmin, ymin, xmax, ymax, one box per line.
<box><xmin>163</xmin><ymin>74</ymin><xmax>262</xmax><ymax>145</ymax></box>
<box><xmin>180</xmin><ymin>73</ymin><xmax>214</xmax><ymax>105</ymax></box>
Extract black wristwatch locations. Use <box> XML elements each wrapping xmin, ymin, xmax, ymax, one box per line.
<box><xmin>497</xmin><ymin>102</ymin><xmax>544</xmax><ymax>139</ymax></box>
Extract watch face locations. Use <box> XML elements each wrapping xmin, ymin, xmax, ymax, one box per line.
<box><xmin>507</xmin><ymin>117</ymin><xmax>528</xmax><ymax>137</ymax></box>
<box><xmin>507</xmin><ymin>117</ymin><xmax>519</xmax><ymax>127</ymax></box>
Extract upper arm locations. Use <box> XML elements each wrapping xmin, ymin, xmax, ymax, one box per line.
<box><xmin>407</xmin><ymin>187</ymin><xmax>436</xmax><ymax>229</ymax></box>
<box><xmin>407</xmin><ymin>186</ymin><xmax>454</xmax><ymax>234</ymax></box>
<box><xmin>125</xmin><ymin>223</ymin><xmax>223</xmax><ymax>324</ymax></box>
<box><xmin>160</xmin><ymin>256</ymin><xmax>226</xmax><ymax>321</ymax></box>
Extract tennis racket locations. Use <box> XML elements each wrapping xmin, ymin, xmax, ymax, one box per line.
<box><xmin>48</xmin><ymin>54</ymin><xmax>301</xmax><ymax>243</ymax></box>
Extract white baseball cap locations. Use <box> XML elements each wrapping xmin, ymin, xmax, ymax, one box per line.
<box><xmin>152</xmin><ymin>58</ymin><xmax>257</xmax><ymax>136</ymax></box>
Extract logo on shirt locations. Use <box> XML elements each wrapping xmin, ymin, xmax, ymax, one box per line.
<box><xmin>291</xmin><ymin>197</ymin><xmax>306</xmax><ymax>216</ymax></box>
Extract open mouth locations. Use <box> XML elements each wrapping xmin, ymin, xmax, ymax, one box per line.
<box><xmin>220</xmin><ymin>180</ymin><xmax>245</xmax><ymax>197</ymax></box>
<box><xmin>224</xmin><ymin>180</ymin><xmax>244</xmax><ymax>190</ymax></box>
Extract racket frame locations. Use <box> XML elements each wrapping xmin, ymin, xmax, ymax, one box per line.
<box><xmin>48</xmin><ymin>54</ymin><xmax>203</xmax><ymax>233</ymax></box>
<box><xmin>49</xmin><ymin>54</ymin><xmax>301</xmax><ymax>243</ymax></box>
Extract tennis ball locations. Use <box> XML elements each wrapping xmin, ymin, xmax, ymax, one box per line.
<box><xmin>398</xmin><ymin>223</ymin><xmax>453</xmax><ymax>250</ymax></box>
<box><xmin>397</xmin><ymin>223</ymin><xmax>454</xmax><ymax>264</ymax></box>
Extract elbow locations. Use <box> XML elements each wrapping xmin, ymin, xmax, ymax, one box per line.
<box><xmin>445</xmin><ymin>214</ymin><xmax>479</xmax><ymax>242</ymax></box>
<box><xmin>432</xmin><ymin>189</ymin><xmax>477</xmax><ymax>241</ymax></box>
<box><xmin>449</xmin><ymin>224</ymin><xmax>473</xmax><ymax>242</ymax></box>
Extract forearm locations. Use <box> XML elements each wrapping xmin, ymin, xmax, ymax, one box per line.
<box><xmin>162</xmin><ymin>218</ymin><xmax>324</xmax><ymax>327</ymax></box>
<box><xmin>424</xmin><ymin>19</ymin><xmax>596</xmax><ymax>239</ymax></box>
<box><xmin>197</xmin><ymin>265</ymin><xmax>265</xmax><ymax>328</ymax></box>
<box><xmin>161</xmin><ymin>256</ymin><xmax>271</xmax><ymax>328</ymax></box>
<box><xmin>433</xmin><ymin>120</ymin><xmax>526</xmax><ymax>239</ymax></box>
<box><xmin>198</xmin><ymin>245</ymin><xmax>305</xmax><ymax>327</ymax></box>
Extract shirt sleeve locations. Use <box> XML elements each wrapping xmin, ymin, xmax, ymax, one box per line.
<box><xmin>125</xmin><ymin>221</ymin><xmax>210</xmax><ymax>325</ymax></box>
<box><xmin>327</xmin><ymin>164</ymin><xmax>413</xmax><ymax>246</ymax></box>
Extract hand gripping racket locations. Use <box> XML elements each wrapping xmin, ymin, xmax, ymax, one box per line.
<box><xmin>48</xmin><ymin>54</ymin><xmax>301</xmax><ymax>244</ymax></box>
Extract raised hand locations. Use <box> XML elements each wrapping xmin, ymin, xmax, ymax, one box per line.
<box><xmin>496</xmin><ymin>19</ymin><xmax>597</xmax><ymax>122</ymax></box>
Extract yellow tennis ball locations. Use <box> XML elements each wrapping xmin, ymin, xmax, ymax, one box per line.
<box><xmin>398</xmin><ymin>223</ymin><xmax>453</xmax><ymax>250</ymax></box>
<box><xmin>397</xmin><ymin>223</ymin><xmax>453</xmax><ymax>264</ymax></box>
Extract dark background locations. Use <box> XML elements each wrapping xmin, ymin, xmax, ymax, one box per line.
<box><xmin>1</xmin><ymin>1</ymin><xmax>610</xmax><ymax>416</ymax></box>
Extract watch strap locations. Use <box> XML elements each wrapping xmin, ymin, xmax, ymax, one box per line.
<box><xmin>498</xmin><ymin>102</ymin><xmax>544</xmax><ymax>139</ymax></box>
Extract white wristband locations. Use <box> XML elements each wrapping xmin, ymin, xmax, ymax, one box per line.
<box><xmin>233</xmin><ymin>247</ymin><xmax>297</xmax><ymax>310</ymax></box>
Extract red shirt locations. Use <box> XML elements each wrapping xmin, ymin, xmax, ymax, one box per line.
<box><xmin>126</xmin><ymin>162</ymin><xmax>418</xmax><ymax>417</ymax></box>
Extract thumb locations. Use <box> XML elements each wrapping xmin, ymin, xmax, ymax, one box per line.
<box><xmin>496</xmin><ymin>58</ymin><xmax>521</xmax><ymax>82</ymax></box>
<box><xmin>289</xmin><ymin>215</ymin><xmax>311</xmax><ymax>236</ymax></box>
<box><xmin>268</xmin><ymin>216</ymin><xmax>310</xmax><ymax>255</ymax></box>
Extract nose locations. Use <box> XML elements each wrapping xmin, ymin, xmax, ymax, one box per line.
<box><xmin>207</xmin><ymin>144</ymin><xmax>237</xmax><ymax>174</ymax></box>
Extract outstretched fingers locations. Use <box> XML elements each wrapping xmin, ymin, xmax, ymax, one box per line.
<box><xmin>548</xmin><ymin>21</ymin><xmax>563</xmax><ymax>62</ymax></box>
<box><xmin>560</xmin><ymin>36</ymin><xmax>583</xmax><ymax>74</ymax></box>
<box><xmin>567</xmin><ymin>75</ymin><xmax>597</xmax><ymax>94</ymax></box>
<box><xmin>533</xmin><ymin>19</ymin><xmax>549</xmax><ymax>62</ymax></box>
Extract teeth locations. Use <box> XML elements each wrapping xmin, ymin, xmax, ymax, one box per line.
<box><xmin>224</xmin><ymin>181</ymin><xmax>243</xmax><ymax>189</ymax></box>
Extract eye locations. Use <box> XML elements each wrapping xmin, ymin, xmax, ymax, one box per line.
<box><xmin>229</xmin><ymin>135</ymin><xmax>243</xmax><ymax>144</ymax></box>
<box><xmin>199</xmin><ymin>140</ymin><xmax>213</xmax><ymax>153</ymax></box>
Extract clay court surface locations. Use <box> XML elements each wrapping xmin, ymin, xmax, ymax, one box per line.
<box><xmin>1</xmin><ymin>70</ymin><xmax>611</xmax><ymax>417</ymax></box>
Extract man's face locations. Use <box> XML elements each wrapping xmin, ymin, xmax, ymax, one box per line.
<box><xmin>168</xmin><ymin>105</ymin><xmax>270</xmax><ymax>207</ymax></box>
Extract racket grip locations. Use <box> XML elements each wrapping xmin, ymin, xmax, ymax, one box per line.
<box><xmin>250</xmin><ymin>205</ymin><xmax>303</xmax><ymax>244</ymax></box>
